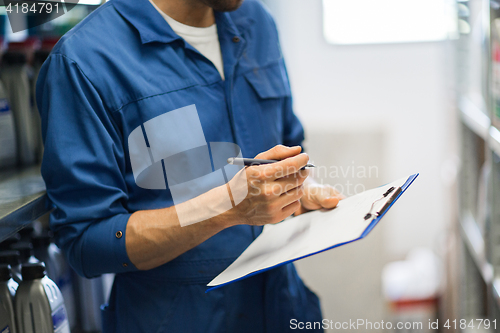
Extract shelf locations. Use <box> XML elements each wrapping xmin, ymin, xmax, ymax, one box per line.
<box><xmin>459</xmin><ymin>212</ymin><xmax>494</xmax><ymax>284</ymax></box>
<box><xmin>493</xmin><ymin>278</ymin><xmax>500</xmax><ymax>311</ymax></box>
<box><xmin>458</xmin><ymin>97</ymin><xmax>500</xmax><ymax>157</ymax></box>
<box><xmin>489</xmin><ymin>126</ymin><xmax>500</xmax><ymax>157</ymax></box>
<box><xmin>459</xmin><ymin>213</ymin><xmax>500</xmax><ymax>311</ymax></box>
<box><xmin>0</xmin><ymin>165</ymin><xmax>48</xmax><ymax>243</ymax></box>
<box><xmin>459</xmin><ymin>97</ymin><xmax>491</xmax><ymax>140</ymax></box>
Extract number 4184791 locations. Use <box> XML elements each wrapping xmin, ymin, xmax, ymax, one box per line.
<box><xmin>6</xmin><ymin>2</ymin><xmax>60</xmax><ymax>14</ymax></box>
<box><xmin>443</xmin><ymin>319</ymin><xmax>496</xmax><ymax>330</ymax></box>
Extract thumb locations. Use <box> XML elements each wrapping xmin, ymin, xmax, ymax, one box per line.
<box><xmin>314</xmin><ymin>186</ymin><xmax>344</xmax><ymax>209</ymax></box>
<box><xmin>317</xmin><ymin>195</ymin><xmax>341</xmax><ymax>209</ymax></box>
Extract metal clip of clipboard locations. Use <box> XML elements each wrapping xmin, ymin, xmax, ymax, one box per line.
<box><xmin>364</xmin><ymin>186</ymin><xmax>403</xmax><ymax>220</ymax></box>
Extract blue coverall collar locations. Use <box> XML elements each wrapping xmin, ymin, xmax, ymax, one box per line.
<box><xmin>112</xmin><ymin>0</ymin><xmax>254</xmax><ymax>45</ymax></box>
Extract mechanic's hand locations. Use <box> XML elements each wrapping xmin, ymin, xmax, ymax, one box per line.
<box><xmin>294</xmin><ymin>182</ymin><xmax>345</xmax><ymax>216</ymax></box>
<box><xmin>226</xmin><ymin>145</ymin><xmax>309</xmax><ymax>226</ymax></box>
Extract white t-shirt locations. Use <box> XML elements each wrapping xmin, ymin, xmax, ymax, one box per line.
<box><xmin>149</xmin><ymin>0</ymin><xmax>225</xmax><ymax>80</ymax></box>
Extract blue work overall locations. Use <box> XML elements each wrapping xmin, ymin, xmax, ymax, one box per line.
<box><xmin>36</xmin><ymin>0</ymin><xmax>323</xmax><ymax>331</ymax></box>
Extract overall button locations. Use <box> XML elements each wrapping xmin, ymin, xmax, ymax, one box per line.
<box><xmin>115</xmin><ymin>231</ymin><xmax>123</xmax><ymax>239</ymax></box>
<box><xmin>232</xmin><ymin>36</ymin><xmax>240</xmax><ymax>43</ymax></box>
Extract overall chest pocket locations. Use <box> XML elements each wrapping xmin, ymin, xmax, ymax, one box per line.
<box><xmin>240</xmin><ymin>61</ymin><xmax>291</xmax><ymax>148</ymax></box>
<box><xmin>244</xmin><ymin>60</ymin><xmax>291</xmax><ymax>99</ymax></box>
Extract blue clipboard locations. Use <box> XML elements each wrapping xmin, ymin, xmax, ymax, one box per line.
<box><xmin>207</xmin><ymin>173</ymin><xmax>419</xmax><ymax>292</ymax></box>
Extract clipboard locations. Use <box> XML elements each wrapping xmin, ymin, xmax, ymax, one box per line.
<box><xmin>207</xmin><ymin>173</ymin><xmax>419</xmax><ymax>291</ymax></box>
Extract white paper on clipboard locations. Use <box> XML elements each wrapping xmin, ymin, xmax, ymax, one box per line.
<box><xmin>207</xmin><ymin>174</ymin><xmax>418</xmax><ymax>291</ymax></box>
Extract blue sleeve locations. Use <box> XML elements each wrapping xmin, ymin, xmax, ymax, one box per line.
<box><xmin>36</xmin><ymin>54</ymin><xmax>137</xmax><ymax>278</ymax></box>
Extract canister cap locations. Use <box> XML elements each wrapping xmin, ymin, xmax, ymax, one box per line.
<box><xmin>21</xmin><ymin>262</ymin><xmax>46</xmax><ymax>280</ymax></box>
<box><xmin>31</xmin><ymin>231</ymin><xmax>53</xmax><ymax>249</ymax></box>
<box><xmin>0</xmin><ymin>250</ymin><xmax>20</xmax><ymax>266</ymax></box>
<box><xmin>0</xmin><ymin>264</ymin><xmax>11</xmax><ymax>282</ymax></box>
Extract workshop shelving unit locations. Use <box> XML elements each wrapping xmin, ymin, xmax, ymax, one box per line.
<box><xmin>456</xmin><ymin>0</ymin><xmax>500</xmax><ymax>329</ymax></box>
<box><xmin>0</xmin><ymin>0</ymin><xmax>104</xmax><ymax>242</ymax></box>
<box><xmin>0</xmin><ymin>165</ymin><xmax>49</xmax><ymax>243</ymax></box>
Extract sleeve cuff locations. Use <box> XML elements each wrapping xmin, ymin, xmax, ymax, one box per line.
<box><xmin>81</xmin><ymin>213</ymin><xmax>137</xmax><ymax>278</ymax></box>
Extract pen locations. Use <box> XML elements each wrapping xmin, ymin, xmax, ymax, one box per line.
<box><xmin>227</xmin><ymin>158</ymin><xmax>315</xmax><ymax>168</ymax></box>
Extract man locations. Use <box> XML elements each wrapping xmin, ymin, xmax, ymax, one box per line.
<box><xmin>37</xmin><ymin>0</ymin><xmax>343</xmax><ymax>331</ymax></box>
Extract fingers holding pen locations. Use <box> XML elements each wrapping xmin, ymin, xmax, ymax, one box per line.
<box><xmin>254</xmin><ymin>144</ymin><xmax>302</xmax><ymax>160</ymax></box>
<box><xmin>248</xmin><ymin>153</ymin><xmax>310</xmax><ymax>181</ymax></box>
<box><xmin>247</xmin><ymin>163</ymin><xmax>310</xmax><ymax>198</ymax></box>
<box><xmin>229</xmin><ymin>145</ymin><xmax>313</xmax><ymax>226</ymax></box>
<box><xmin>260</xmin><ymin>185</ymin><xmax>304</xmax><ymax>224</ymax></box>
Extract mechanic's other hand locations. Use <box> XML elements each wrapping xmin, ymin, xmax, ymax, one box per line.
<box><xmin>294</xmin><ymin>183</ymin><xmax>345</xmax><ymax>216</ymax></box>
